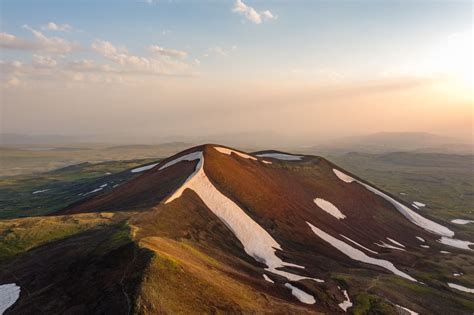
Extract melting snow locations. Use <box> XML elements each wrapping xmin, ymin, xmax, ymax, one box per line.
<box><xmin>262</xmin><ymin>160</ymin><xmax>272</xmax><ymax>164</ymax></box>
<box><xmin>0</xmin><ymin>283</ymin><xmax>20</xmax><ymax>314</ymax></box>
<box><xmin>448</xmin><ymin>282</ymin><xmax>474</xmax><ymax>293</ymax></box>
<box><xmin>130</xmin><ymin>163</ymin><xmax>159</xmax><ymax>173</ymax></box>
<box><xmin>214</xmin><ymin>147</ymin><xmax>257</xmax><ymax>160</ymax></box>
<box><xmin>307</xmin><ymin>222</ymin><xmax>417</xmax><ymax>282</ymax></box>
<box><xmin>333</xmin><ymin>169</ymin><xmax>355</xmax><ymax>183</ymax></box>
<box><xmin>438</xmin><ymin>237</ymin><xmax>473</xmax><ymax>250</ymax></box>
<box><xmin>453</xmin><ymin>273</ymin><xmax>463</xmax><ymax>277</ymax></box>
<box><xmin>416</xmin><ymin>236</ymin><xmax>425</xmax><ymax>243</ymax></box>
<box><xmin>340</xmin><ymin>235</ymin><xmax>378</xmax><ymax>254</ymax></box>
<box><xmin>256</xmin><ymin>153</ymin><xmax>303</xmax><ymax>161</ymax></box>
<box><xmin>440</xmin><ymin>251</ymin><xmax>450</xmax><ymax>254</ymax></box>
<box><xmin>387</xmin><ymin>238</ymin><xmax>405</xmax><ymax>248</ymax></box>
<box><xmin>395</xmin><ymin>304</ymin><xmax>419</xmax><ymax>315</ymax></box>
<box><xmin>375</xmin><ymin>241</ymin><xmax>406</xmax><ymax>251</ymax></box>
<box><xmin>420</xmin><ymin>245</ymin><xmax>430</xmax><ymax>248</ymax></box>
<box><xmin>332</xmin><ymin>169</ymin><xmax>454</xmax><ymax>238</ymax></box>
<box><xmin>263</xmin><ymin>274</ymin><xmax>274</xmax><ymax>283</ymax></box>
<box><xmin>159</xmin><ymin>151</ymin><xmax>202</xmax><ymax>171</ymax></box>
<box><xmin>284</xmin><ymin>283</ymin><xmax>315</xmax><ymax>304</ymax></box>
<box><xmin>99</xmin><ymin>183</ymin><xmax>108</xmax><ymax>188</ymax></box>
<box><xmin>83</xmin><ymin>187</ymin><xmax>103</xmax><ymax>196</ymax></box>
<box><xmin>338</xmin><ymin>289</ymin><xmax>352</xmax><ymax>312</ymax></box>
<box><xmin>32</xmin><ymin>189</ymin><xmax>50</xmax><ymax>194</ymax></box>
<box><xmin>413</xmin><ymin>202</ymin><xmax>426</xmax><ymax>208</ymax></box>
<box><xmin>165</xmin><ymin>151</ymin><xmax>324</xmax><ymax>284</ymax></box>
<box><xmin>314</xmin><ymin>198</ymin><xmax>346</xmax><ymax>219</ymax></box>
<box><xmin>451</xmin><ymin>219</ymin><xmax>474</xmax><ymax>225</ymax></box>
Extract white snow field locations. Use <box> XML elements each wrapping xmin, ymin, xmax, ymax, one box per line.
<box><xmin>451</xmin><ymin>219</ymin><xmax>474</xmax><ymax>225</ymax></box>
<box><xmin>256</xmin><ymin>153</ymin><xmax>303</xmax><ymax>161</ymax></box>
<box><xmin>332</xmin><ymin>168</ymin><xmax>454</xmax><ymax>237</ymax></box>
<box><xmin>438</xmin><ymin>237</ymin><xmax>473</xmax><ymax>250</ymax></box>
<box><xmin>214</xmin><ymin>147</ymin><xmax>257</xmax><ymax>160</ymax></box>
<box><xmin>0</xmin><ymin>283</ymin><xmax>20</xmax><ymax>314</ymax></box>
<box><xmin>448</xmin><ymin>283</ymin><xmax>474</xmax><ymax>294</ymax></box>
<box><xmin>307</xmin><ymin>222</ymin><xmax>417</xmax><ymax>282</ymax></box>
<box><xmin>314</xmin><ymin>198</ymin><xmax>346</xmax><ymax>219</ymax></box>
<box><xmin>164</xmin><ymin>150</ymin><xmax>325</xmax><ymax>285</ymax></box>
<box><xmin>338</xmin><ymin>289</ymin><xmax>353</xmax><ymax>312</ymax></box>
<box><xmin>130</xmin><ymin>163</ymin><xmax>159</xmax><ymax>173</ymax></box>
<box><xmin>340</xmin><ymin>235</ymin><xmax>378</xmax><ymax>254</ymax></box>
<box><xmin>284</xmin><ymin>283</ymin><xmax>315</xmax><ymax>304</ymax></box>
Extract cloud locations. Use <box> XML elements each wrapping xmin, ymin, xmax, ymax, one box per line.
<box><xmin>232</xmin><ymin>0</ymin><xmax>277</xmax><ymax>24</ymax></box>
<box><xmin>149</xmin><ymin>45</ymin><xmax>187</xmax><ymax>59</ymax></box>
<box><xmin>91</xmin><ymin>40</ymin><xmax>194</xmax><ymax>76</ymax></box>
<box><xmin>32</xmin><ymin>55</ymin><xmax>58</xmax><ymax>68</ymax></box>
<box><xmin>1</xmin><ymin>26</ymin><xmax>79</xmax><ymax>54</ymax></box>
<box><xmin>0</xmin><ymin>32</ymin><xmax>36</xmax><ymax>50</ymax></box>
<box><xmin>41</xmin><ymin>22</ymin><xmax>72</xmax><ymax>32</ymax></box>
<box><xmin>206</xmin><ymin>45</ymin><xmax>237</xmax><ymax>56</ymax></box>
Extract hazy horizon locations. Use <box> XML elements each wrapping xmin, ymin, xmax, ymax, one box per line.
<box><xmin>1</xmin><ymin>0</ymin><xmax>473</xmax><ymax>145</ymax></box>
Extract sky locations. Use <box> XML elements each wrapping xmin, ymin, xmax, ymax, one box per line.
<box><xmin>1</xmin><ymin>0</ymin><xmax>472</xmax><ymax>145</ymax></box>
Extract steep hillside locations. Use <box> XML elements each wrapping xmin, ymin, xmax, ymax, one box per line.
<box><xmin>1</xmin><ymin>144</ymin><xmax>473</xmax><ymax>314</ymax></box>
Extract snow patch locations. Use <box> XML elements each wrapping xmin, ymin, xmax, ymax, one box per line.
<box><xmin>338</xmin><ymin>289</ymin><xmax>352</xmax><ymax>312</ymax></box>
<box><xmin>307</xmin><ymin>222</ymin><xmax>417</xmax><ymax>282</ymax></box>
<box><xmin>314</xmin><ymin>198</ymin><xmax>346</xmax><ymax>219</ymax></box>
<box><xmin>130</xmin><ymin>163</ymin><xmax>159</xmax><ymax>173</ymax></box>
<box><xmin>165</xmin><ymin>152</ymin><xmax>324</xmax><ymax>284</ymax></box>
<box><xmin>99</xmin><ymin>183</ymin><xmax>108</xmax><ymax>188</ymax></box>
<box><xmin>32</xmin><ymin>189</ymin><xmax>50</xmax><ymax>194</ymax></box>
<box><xmin>440</xmin><ymin>251</ymin><xmax>450</xmax><ymax>254</ymax></box>
<box><xmin>214</xmin><ymin>147</ymin><xmax>257</xmax><ymax>160</ymax></box>
<box><xmin>256</xmin><ymin>153</ymin><xmax>303</xmax><ymax>161</ymax></box>
<box><xmin>333</xmin><ymin>169</ymin><xmax>355</xmax><ymax>183</ymax></box>
<box><xmin>420</xmin><ymin>245</ymin><xmax>430</xmax><ymax>248</ymax></box>
<box><xmin>263</xmin><ymin>274</ymin><xmax>274</xmax><ymax>283</ymax></box>
<box><xmin>448</xmin><ymin>282</ymin><xmax>474</xmax><ymax>293</ymax></box>
<box><xmin>83</xmin><ymin>187</ymin><xmax>103</xmax><ymax>196</ymax></box>
<box><xmin>451</xmin><ymin>219</ymin><xmax>474</xmax><ymax>225</ymax></box>
<box><xmin>453</xmin><ymin>273</ymin><xmax>463</xmax><ymax>277</ymax></box>
<box><xmin>332</xmin><ymin>169</ymin><xmax>454</xmax><ymax>238</ymax></box>
<box><xmin>395</xmin><ymin>304</ymin><xmax>419</xmax><ymax>315</ymax></box>
<box><xmin>416</xmin><ymin>236</ymin><xmax>425</xmax><ymax>243</ymax></box>
<box><xmin>340</xmin><ymin>234</ymin><xmax>378</xmax><ymax>254</ymax></box>
<box><xmin>284</xmin><ymin>283</ymin><xmax>315</xmax><ymax>304</ymax></box>
<box><xmin>262</xmin><ymin>160</ymin><xmax>272</xmax><ymax>164</ymax></box>
<box><xmin>387</xmin><ymin>238</ymin><xmax>405</xmax><ymax>248</ymax></box>
<box><xmin>375</xmin><ymin>241</ymin><xmax>406</xmax><ymax>251</ymax></box>
<box><xmin>438</xmin><ymin>237</ymin><xmax>473</xmax><ymax>250</ymax></box>
<box><xmin>413</xmin><ymin>201</ymin><xmax>426</xmax><ymax>208</ymax></box>
<box><xmin>0</xmin><ymin>283</ymin><xmax>20</xmax><ymax>314</ymax></box>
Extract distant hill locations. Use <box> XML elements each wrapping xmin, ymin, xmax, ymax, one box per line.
<box><xmin>306</xmin><ymin>132</ymin><xmax>473</xmax><ymax>154</ymax></box>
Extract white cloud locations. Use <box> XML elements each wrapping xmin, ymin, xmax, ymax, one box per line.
<box><xmin>149</xmin><ymin>45</ymin><xmax>187</xmax><ymax>59</ymax></box>
<box><xmin>91</xmin><ymin>40</ymin><xmax>193</xmax><ymax>76</ymax></box>
<box><xmin>232</xmin><ymin>0</ymin><xmax>277</xmax><ymax>24</ymax></box>
<box><xmin>0</xmin><ymin>26</ymin><xmax>79</xmax><ymax>54</ymax></box>
<box><xmin>42</xmin><ymin>22</ymin><xmax>73</xmax><ymax>32</ymax></box>
<box><xmin>32</xmin><ymin>55</ymin><xmax>58</xmax><ymax>68</ymax></box>
<box><xmin>0</xmin><ymin>32</ymin><xmax>36</xmax><ymax>50</ymax></box>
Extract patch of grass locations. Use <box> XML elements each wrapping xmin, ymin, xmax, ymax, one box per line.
<box><xmin>353</xmin><ymin>293</ymin><xmax>397</xmax><ymax>315</ymax></box>
<box><xmin>0</xmin><ymin>212</ymin><xmax>128</xmax><ymax>263</ymax></box>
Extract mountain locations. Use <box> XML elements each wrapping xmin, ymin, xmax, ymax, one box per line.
<box><xmin>306</xmin><ymin>132</ymin><xmax>473</xmax><ymax>154</ymax></box>
<box><xmin>1</xmin><ymin>144</ymin><xmax>473</xmax><ymax>314</ymax></box>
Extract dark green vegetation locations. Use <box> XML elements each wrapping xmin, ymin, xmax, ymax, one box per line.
<box><xmin>0</xmin><ymin>159</ymin><xmax>156</xmax><ymax>219</ymax></box>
